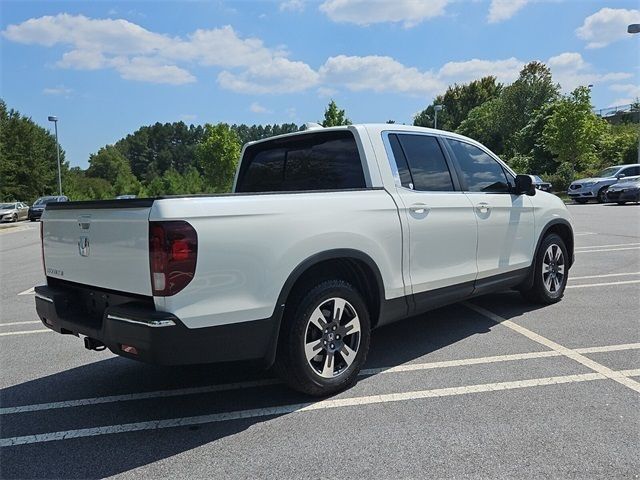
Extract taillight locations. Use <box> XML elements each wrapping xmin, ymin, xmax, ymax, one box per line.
<box><xmin>149</xmin><ymin>221</ymin><xmax>197</xmax><ymax>296</ymax></box>
<box><xmin>40</xmin><ymin>221</ymin><xmax>45</xmax><ymax>275</ymax></box>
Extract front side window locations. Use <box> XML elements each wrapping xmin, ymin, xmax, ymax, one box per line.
<box><xmin>621</xmin><ymin>166</ymin><xmax>640</xmax><ymax>177</ymax></box>
<box><xmin>447</xmin><ymin>139</ymin><xmax>511</xmax><ymax>193</ymax></box>
<box><xmin>236</xmin><ymin>131</ymin><xmax>366</xmax><ymax>193</ymax></box>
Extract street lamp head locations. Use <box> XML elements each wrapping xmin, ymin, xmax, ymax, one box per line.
<box><xmin>48</xmin><ymin>116</ymin><xmax>58</xmax><ymax>122</ymax></box>
<box><xmin>434</xmin><ymin>105</ymin><xmax>444</xmax><ymax>112</ymax></box>
<box><xmin>628</xmin><ymin>24</ymin><xmax>640</xmax><ymax>34</ymax></box>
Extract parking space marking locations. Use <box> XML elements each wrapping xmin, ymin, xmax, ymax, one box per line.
<box><xmin>566</xmin><ymin>280</ymin><xmax>640</xmax><ymax>289</ymax></box>
<box><xmin>0</xmin><ymin>321</ymin><xmax>42</xmax><ymax>327</ymax></box>
<box><xmin>575</xmin><ymin>242</ymin><xmax>640</xmax><ymax>250</ymax></box>
<box><xmin>576</xmin><ymin>246</ymin><xmax>640</xmax><ymax>254</ymax></box>
<box><xmin>17</xmin><ymin>287</ymin><xmax>35</xmax><ymax>296</ymax></box>
<box><xmin>570</xmin><ymin>272</ymin><xmax>640</xmax><ymax>281</ymax></box>
<box><xmin>574</xmin><ymin>232</ymin><xmax>597</xmax><ymax>236</ymax></box>
<box><xmin>464</xmin><ymin>303</ymin><xmax>640</xmax><ymax>394</ymax></box>
<box><xmin>0</xmin><ymin>372</ymin><xmax>610</xmax><ymax>447</ymax></box>
<box><xmin>3</xmin><ymin>342</ymin><xmax>638</xmax><ymax>415</ymax></box>
<box><xmin>575</xmin><ymin>343</ymin><xmax>640</xmax><ymax>354</ymax></box>
<box><xmin>0</xmin><ymin>329</ymin><xmax>51</xmax><ymax>337</ymax></box>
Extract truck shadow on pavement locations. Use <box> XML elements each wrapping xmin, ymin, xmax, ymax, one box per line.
<box><xmin>1</xmin><ymin>294</ymin><xmax>547</xmax><ymax>478</ymax></box>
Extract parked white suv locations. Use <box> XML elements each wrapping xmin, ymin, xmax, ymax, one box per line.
<box><xmin>35</xmin><ymin>125</ymin><xmax>574</xmax><ymax>395</ymax></box>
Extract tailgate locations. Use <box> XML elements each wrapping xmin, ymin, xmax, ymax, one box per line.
<box><xmin>42</xmin><ymin>200</ymin><xmax>153</xmax><ymax>296</ymax></box>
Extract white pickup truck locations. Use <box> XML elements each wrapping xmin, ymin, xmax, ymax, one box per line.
<box><xmin>35</xmin><ymin>124</ymin><xmax>574</xmax><ymax>395</ymax></box>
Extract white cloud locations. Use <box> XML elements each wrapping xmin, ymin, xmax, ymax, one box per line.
<box><xmin>179</xmin><ymin>114</ymin><xmax>197</xmax><ymax>122</ymax></box>
<box><xmin>608</xmin><ymin>84</ymin><xmax>640</xmax><ymax>105</ymax></box>
<box><xmin>487</xmin><ymin>0</ymin><xmax>530</xmax><ymax>23</ymax></box>
<box><xmin>319</xmin><ymin>0</ymin><xmax>450</xmax><ymax>28</ymax></box>
<box><xmin>576</xmin><ymin>8</ymin><xmax>640</xmax><ymax>49</ymax></box>
<box><xmin>437</xmin><ymin>57</ymin><xmax>523</xmax><ymax>84</ymax></box>
<box><xmin>1</xmin><ymin>14</ymin><xmax>307</xmax><ymax>91</ymax></box>
<box><xmin>42</xmin><ymin>85</ymin><xmax>73</xmax><ymax>96</ymax></box>
<box><xmin>249</xmin><ymin>102</ymin><xmax>271</xmax><ymax>113</ymax></box>
<box><xmin>218</xmin><ymin>57</ymin><xmax>319</xmax><ymax>94</ymax></box>
<box><xmin>280</xmin><ymin>0</ymin><xmax>305</xmax><ymax>12</ymax></box>
<box><xmin>548</xmin><ymin>52</ymin><xmax>631</xmax><ymax>92</ymax></box>
<box><xmin>319</xmin><ymin>55</ymin><xmax>443</xmax><ymax>95</ymax></box>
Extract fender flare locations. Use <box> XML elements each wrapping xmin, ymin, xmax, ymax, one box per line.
<box><xmin>262</xmin><ymin>248</ymin><xmax>386</xmax><ymax>368</ymax></box>
<box><xmin>520</xmin><ymin>218</ymin><xmax>574</xmax><ymax>291</ymax></box>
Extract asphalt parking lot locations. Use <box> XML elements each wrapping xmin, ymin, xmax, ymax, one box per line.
<box><xmin>1</xmin><ymin>203</ymin><xmax>639</xmax><ymax>479</ymax></box>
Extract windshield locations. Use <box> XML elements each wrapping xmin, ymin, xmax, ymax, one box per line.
<box><xmin>597</xmin><ymin>167</ymin><xmax>621</xmax><ymax>178</ymax></box>
<box><xmin>34</xmin><ymin>197</ymin><xmax>54</xmax><ymax>205</ymax></box>
<box><xmin>532</xmin><ymin>176</ymin><xmax>543</xmax><ymax>182</ymax></box>
<box><xmin>0</xmin><ymin>203</ymin><xmax>16</xmax><ymax>209</ymax></box>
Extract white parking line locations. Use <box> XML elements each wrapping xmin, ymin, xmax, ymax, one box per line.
<box><xmin>0</xmin><ymin>321</ymin><xmax>42</xmax><ymax>327</ymax></box>
<box><xmin>464</xmin><ymin>303</ymin><xmax>640</xmax><ymax>394</ymax></box>
<box><xmin>574</xmin><ymin>232</ymin><xmax>597</xmax><ymax>236</ymax></box>
<box><xmin>3</xmin><ymin>342</ymin><xmax>638</xmax><ymax>415</ymax></box>
<box><xmin>575</xmin><ymin>242</ymin><xmax>640</xmax><ymax>250</ymax></box>
<box><xmin>0</xmin><ymin>372</ymin><xmax>612</xmax><ymax>447</ymax></box>
<box><xmin>566</xmin><ymin>280</ymin><xmax>640</xmax><ymax>289</ymax></box>
<box><xmin>0</xmin><ymin>329</ymin><xmax>51</xmax><ymax>337</ymax></box>
<box><xmin>17</xmin><ymin>287</ymin><xmax>35</xmax><ymax>296</ymax></box>
<box><xmin>576</xmin><ymin>246</ymin><xmax>640</xmax><ymax>254</ymax></box>
<box><xmin>570</xmin><ymin>272</ymin><xmax>640</xmax><ymax>281</ymax></box>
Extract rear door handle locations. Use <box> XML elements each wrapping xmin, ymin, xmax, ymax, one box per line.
<box><xmin>476</xmin><ymin>202</ymin><xmax>490</xmax><ymax>214</ymax></box>
<box><xmin>409</xmin><ymin>204</ymin><xmax>429</xmax><ymax>215</ymax></box>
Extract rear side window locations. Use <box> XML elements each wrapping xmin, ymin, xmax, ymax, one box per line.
<box><xmin>394</xmin><ymin>134</ymin><xmax>454</xmax><ymax>191</ymax></box>
<box><xmin>622</xmin><ymin>166</ymin><xmax>640</xmax><ymax>177</ymax></box>
<box><xmin>236</xmin><ymin>131</ymin><xmax>366</xmax><ymax>192</ymax></box>
<box><xmin>447</xmin><ymin>139</ymin><xmax>511</xmax><ymax>193</ymax></box>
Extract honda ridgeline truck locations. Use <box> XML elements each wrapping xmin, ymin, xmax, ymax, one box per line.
<box><xmin>35</xmin><ymin>124</ymin><xmax>574</xmax><ymax>395</ymax></box>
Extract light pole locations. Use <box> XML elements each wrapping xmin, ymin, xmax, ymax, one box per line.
<box><xmin>628</xmin><ymin>24</ymin><xmax>640</xmax><ymax>161</ymax></box>
<box><xmin>48</xmin><ymin>116</ymin><xmax>62</xmax><ymax>195</ymax></box>
<box><xmin>433</xmin><ymin>104</ymin><xmax>444</xmax><ymax>129</ymax></box>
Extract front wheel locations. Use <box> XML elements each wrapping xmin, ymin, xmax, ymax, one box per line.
<box><xmin>597</xmin><ymin>187</ymin><xmax>608</xmax><ymax>203</ymax></box>
<box><xmin>274</xmin><ymin>279</ymin><xmax>371</xmax><ymax>396</ymax></box>
<box><xmin>520</xmin><ymin>233</ymin><xmax>568</xmax><ymax>304</ymax></box>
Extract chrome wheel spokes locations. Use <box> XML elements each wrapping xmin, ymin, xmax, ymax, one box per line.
<box><xmin>542</xmin><ymin>244</ymin><xmax>565</xmax><ymax>294</ymax></box>
<box><xmin>304</xmin><ymin>297</ymin><xmax>361</xmax><ymax>379</ymax></box>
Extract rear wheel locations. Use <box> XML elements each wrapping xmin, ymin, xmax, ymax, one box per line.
<box><xmin>274</xmin><ymin>279</ymin><xmax>371</xmax><ymax>396</ymax></box>
<box><xmin>520</xmin><ymin>233</ymin><xmax>568</xmax><ymax>304</ymax></box>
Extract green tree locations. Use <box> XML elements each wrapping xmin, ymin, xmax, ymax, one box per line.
<box><xmin>0</xmin><ymin>99</ymin><xmax>68</xmax><ymax>202</ymax></box>
<box><xmin>195</xmin><ymin>123</ymin><xmax>241</xmax><ymax>192</ymax></box>
<box><xmin>87</xmin><ymin>145</ymin><xmax>141</xmax><ymax>196</ymax></box>
<box><xmin>321</xmin><ymin>100</ymin><xmax>351</xmax><ymax>127</ymax></box>
<box><xmin>542</xmin><ymin>86</ymin><xmax>607</xmax><ymax>172</ymax></box>
<box><xmin>414</xmin><ymin>76</ymin><xmax>503</xmax><ymax>131</ymax></box>
<box><xmin>457</xmin><ymin>98</ymin><xmax>505</xmax><ymax>153</ymax></box>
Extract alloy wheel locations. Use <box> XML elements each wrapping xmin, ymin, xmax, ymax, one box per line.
<box><xmin>303</xmin><ymin>297</ymin><xmax>361</xmax><ymax>379</ymax></box>
<box><xmin>542</xmin><ymin>244</ymin><xmax>565</xmax><ymax>295</ymax></box>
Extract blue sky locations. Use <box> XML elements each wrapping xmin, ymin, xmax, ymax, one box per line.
<box><xmin>2</xmin><ymin>0</ymin><xmax>639</xmax><ymax>168</ymax></box>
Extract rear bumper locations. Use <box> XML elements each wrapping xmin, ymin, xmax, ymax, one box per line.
<box><xmin>29</xmin><ymin>209</ymin><xmax>43</xmax><ymax>219</ymax></box>
<box><xmin>34</xmin><ymin>284</ymin><xmax>277</xmax><ymax>366</ymax></box>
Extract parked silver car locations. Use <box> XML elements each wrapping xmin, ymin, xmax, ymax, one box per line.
<box><xmin>568</xmin><ymin>164</ymin><xmax>640</xmax><ymax>203</ymax></box>
<box><xmin>0</xmin><ymin>202</ymin><xmax>29</xmax><ymax>222</ymax></box>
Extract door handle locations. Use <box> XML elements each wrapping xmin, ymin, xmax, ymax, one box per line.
<box><xmin>409</xmin><ymin>204</ymin><xmax>429</xmax><ymax>215</ymax></box>
<box><xmin>476</xmin><ymin>202</ymin><xmax>491</xmax><ymax>214</ymax></box>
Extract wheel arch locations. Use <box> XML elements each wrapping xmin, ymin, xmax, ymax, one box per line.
<box><xmin>263</xmin><ymin>249</ymin><xmax>387</xmax><ymax>368</ymax></box>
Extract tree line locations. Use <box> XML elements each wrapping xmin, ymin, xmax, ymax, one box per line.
<box><xmin>1</xmin><ymin>62</ymin><xmax>638</xmax><ymax>202</ymax></box>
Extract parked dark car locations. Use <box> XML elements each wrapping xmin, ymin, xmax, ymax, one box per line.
<box><xmin>532</xmin><ymin>175</ymin><xmax>552</xmax><ymax>192</ymax></box>
<box><xmin>605</xmin><ymin>177</ymin><xmax>640</xmax><ymax>205</ymax></box>
<box><xmin>28</xmin><ymin>196</ymin><xmax>69</xmax><ymax>221</ymax></box>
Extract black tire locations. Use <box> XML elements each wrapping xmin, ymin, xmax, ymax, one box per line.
<box><xmin>574</xmin><ymin>198</ymin><xmax>587</xmax><ymax>204</ymax></box>
<box><xmin>520</xmin><ymin>233</ymin><xmax>568</xmax><ymax>305</ymax></box>
<box><xmin>597</xmin><ymin>187</ymin><xmax>608</xmax><ymax>203</ymax></box>
<box><xmin>274</xmin><ymin>279</ymin><xmax>371</xmax><ymax>396</ymax></box>
<box><xmin>12</xmin><ymin>214</ymin><xmax>17</xmax><ymax>222</ymax></box>
<box><xmin>617</xmin><ymin>201</ymin><xmax>626</xmax><ymax>205</ymax></box>
<box><xmin>29</xmin><ymin>217</ymin><xmax>35</xmax><ymax>222</ymax></box>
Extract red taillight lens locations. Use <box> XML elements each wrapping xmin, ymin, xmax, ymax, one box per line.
<box><xmin>149</xmin><ymin>221</ymin><xmax>197</xmax><ymax>296</ymax></box>
<box><xmin>40</xmin><ymin>221</ymin><xmax>45</xmax><ymax>275</ymax></box>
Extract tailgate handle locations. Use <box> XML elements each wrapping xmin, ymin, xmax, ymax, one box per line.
<box><xmin>78</xmin><ymin>215</ymin><xmax>91</xmax><ymax>230</ymax></box>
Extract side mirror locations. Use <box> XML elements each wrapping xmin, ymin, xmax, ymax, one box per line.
<box><xmin>514</xmin><ymin>174</ymin><xmax>536</xmax><ymax>196</ymax></box>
